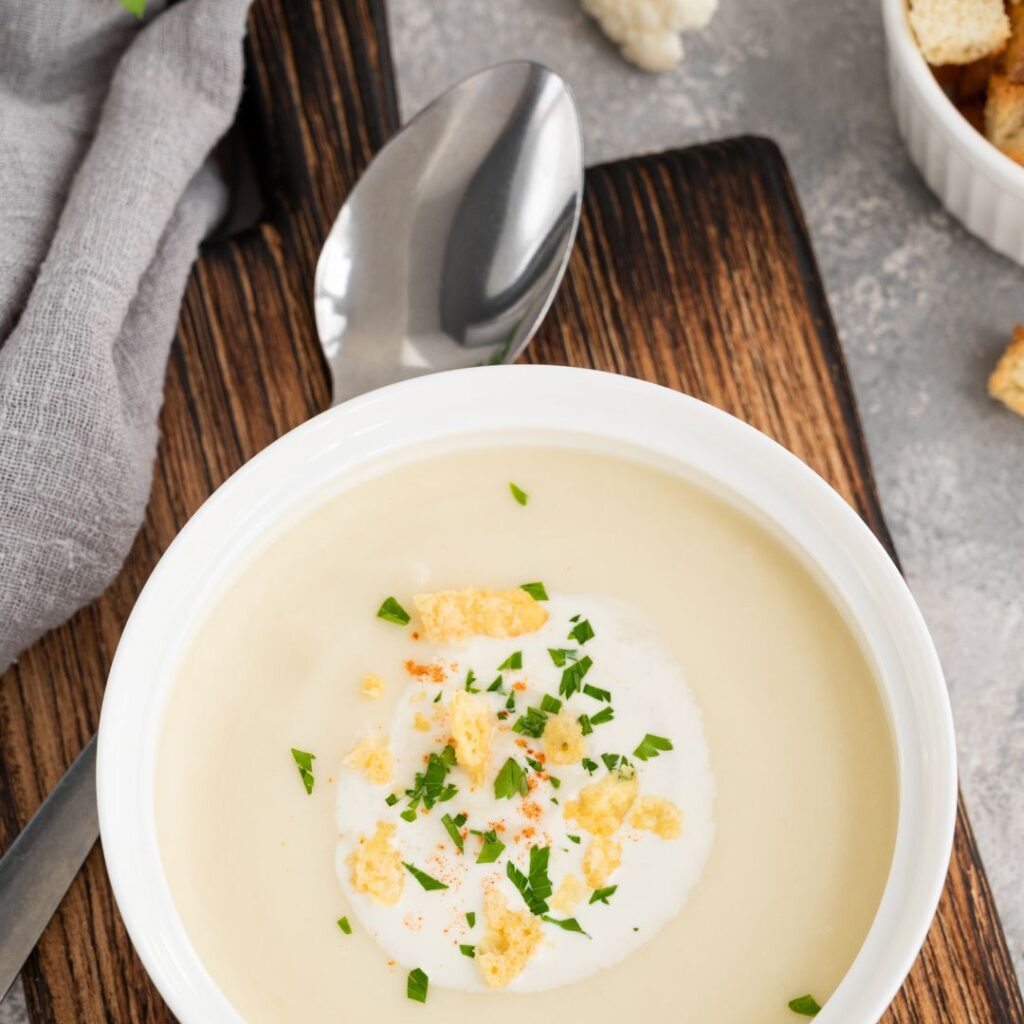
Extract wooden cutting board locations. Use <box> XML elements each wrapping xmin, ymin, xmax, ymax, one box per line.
<box><xmin>0</xmin><ymin>1</ymin><xmax>1021</xmax><ymax>1020</ymax></box>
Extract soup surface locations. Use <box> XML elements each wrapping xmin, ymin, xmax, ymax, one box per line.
<box><xmin>156</xmin><ymin>444</ymin><xmax>897</xmax><ymax>1023</ymax></box>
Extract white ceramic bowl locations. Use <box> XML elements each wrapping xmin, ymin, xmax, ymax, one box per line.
<box><xmin>98</xmin><ymin>365</ymin><xmax>956</xmax><ymax>1023</ymax></box>
<box><xmin>882</xmin><ymin>0</ymin><xmax>1024</xmax><ymax>264</ymax></box>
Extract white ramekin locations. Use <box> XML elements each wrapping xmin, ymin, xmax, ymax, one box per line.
<box><xmin>97</xmin><ymin>365</ymin><xmax>957</xmax><ymax>1023</ymax></box>
<box><xmin>882</xmin><ymin>0</ymin><xmax>1024</xmax><ymax>264</ymax></box>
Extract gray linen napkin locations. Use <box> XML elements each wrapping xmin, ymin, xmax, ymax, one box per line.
<box><xmin>0</xmin><ymin>0</ymin><xmax>253</xmax><ymax>672</ymax></box>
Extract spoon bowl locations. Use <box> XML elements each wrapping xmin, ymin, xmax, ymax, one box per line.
<box><xmin>314</xmin><ymin>61</ymin><xmax>584</xmax><ymax>404</ymax></box>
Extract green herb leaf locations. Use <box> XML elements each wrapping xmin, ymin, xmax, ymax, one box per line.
<box><xmin>464</xmin><ymin>669</ymin><xmax>480</xmax><ymax>693</ymax></box>
<box><xmin>487</xmin><ymin>674</ymin><xmax>505</xmax><ymax>692</ymax></box>
<box><xmin>403</xmin><ymin>862</ymin><xmax>449</xmax><ymax>891</ymax></box>
<box><xmin>403</xmin><ymin>745</ymin><xmax>459</xmax><ymax>812</ymax></box>
<box><xmin>559</xmin><ymin>655</ymin><xmax>593</xmax><ymax>699</ymax></box>
<box><xmin>407</xmin><ymin>967</ymin><xmax>429</xmax><ymax>1003</ymax></box>
<box><xmin>590</xmin><ymin>706</ymin><xmax>615</xmax><ymax>726</ymax></box>
<box><xmin>548</xmin><ymin>647</ymin><xmax>578</xmax><ymax>667</ymax></box>
<box><xmin>400</xmin><ymin>808</ymin><xmax>418</xmax><ymax>823</ymax></box>
<box><xmin>633</xmin><ymin>733</ymin><xmax>674</xmax><ymax>761</ymax></box>
<box><xmin>505</xmin><ymin>692</ymin><xmax>516</xmax><ymax>711</ymax></box>
<box><xmin>581</xmin><ymin>758</ymin><xmax>599</xmax><ymax>775</ymax></box>
<box><xmin>788</xmin><ymin>995</ymin><xmax>822</xmax><ymax>1017</ymax></box>
<box><xmin>520</xmin><ymin>582</ymin><xmax>549</xmax><ymax>601</ymax></box>
<box><xmin>600</xmin><ymin>752</ymin><xmax>634</xmax><ymax>775</ymax></box>
<box><xmin>583</xmin><ymin>683</ymin><xmax>611</xmax><ymax>702</ymax></box>
<box><xmin>459</xmin><ymin>944</ymin><xmax>476</xmax><ymax>958</ymax></box>
<box><xmin>542</xmin><ymin>915</ymin><xmax>590</xmax><ymax>936</ymax></box>
<box><xmin>494</xmin><ymin>757</ymin><xmax>529</xmax><ymax>799</ymax></box>
<box><xmin>466</xmin><ymin>911</ymin><xmax>476</xmax><ymax>928</ymax></box>
<box><xmin>118</xmin><ymin>0</ymin><xmax>147</xmax><ymax>16</ymax></box>
<box><xmin>474</xmin><ymin>829</ymin><xmax>506</xmax><ymax>864</ymax></box>
<box><xmin>377</xmin><ymin>596</ymin><xmax>410</xmax><ymax>625</ymax></box>
<box><xmin>441</xmin><ymin>813</ymin><xmax>465</xmax><ymax>852</ymax></box>
<box><xmin>290</xmin><ymin>748</ymin><xmax>315</xmax><ymax>794</ymax></box>
<box><xmin>589</xmin><ymin>885</ymin><xmax>617</xmax><ymax>905</ymax></box>
<box><xmin>511</xmin><ymin>705</ymin><xmax>548</xmax><ymax>739</ymax></box>
<box><xmin>498</xmin><ymin>651</ymin><xmax>523</xmax><ymax>671</ymax></box>
<box><xmin>540</xmin><ymin>693</ymin><xmax>562</xmax><ymax>714</ymax></box>
<box><xmin>337</xmin><ymin>916</ymin><xmax>352</xmax><ymax>934</ymax></box>
<box><xmin>432</xmin><ymin>690</ymin><xmax>443</xmax><ymax>703</ymax></box>
<box><xmin>577</xmin><ymin>713</ymin><xmax>593</xmax><ymax>736</ymax></box>
<box><xmin>506</xmin><ymin>845</ymin><xmax>552</xmax><ymax>915</ymax></box>
<box><xmin>526</xmin><ymin>756</ymin><xmax>544</xmax><ymax>772</ymax></box>
<box><xmin>568</xmin><ymin>619</ymin><xmax>595</xmax><ymax>645</ymax></box>
<box><xmin>568</xmin><ymin>834</ymin><xmax>581</xmax><ymax>844</ymax></box>
<box><xmin>385</xmin><ymin>793</ymin><xmax>399</xmax><ymax>806</ymax></box>
<box><xmin>509</xmin><ymin>482</ymin><xmax>529</xmax><ymax>506</ymax></box>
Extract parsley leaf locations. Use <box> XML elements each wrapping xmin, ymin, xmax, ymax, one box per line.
<box><xmin>511</xmin><ymin>705</ymin><xmax>548</xmax><ymax>739</ymax></box>
<box><xmin>633</xmin><ymin>733</ymin><xmax>674</xmax><ymax>761</ymax></box>
<box><xmin>494</xmin><ymin>757</ymin><xmax>529</xmax><ymax>799</ymax></box>
<box><xmin>540</xmin><ymin>693</ymin><xmax>562</xmax><ymax>714</ymax></box>
<box><xmin>509</xmin><ymin>482</ymin><xmax>529</xmax><ymax>506</ymax></box>
<box><xmin>290</xmin><ymin>748</ymin><xmax>315</xmax><ymax>794</ymax></box>
<box><xmin>403</xmin><ymin>862</ymin><xmax>449</xmax><ymax>891</ymax></box>
<box><xmin>583</xmin><ymin>683</ymin><xmax>611</xmax><ymax>702</ymax></box>
<box><xmin>547</xmin><ymin>647</ymin><xmax>578</xmax><ymax>667</ymax></box>
<box><xmin>407</xmin><ymin>968</ymin><xmax>429</xmax><ymax>1003</ymax></box>
<box><xmin>568</xmin><ymin>833</ymin><xmax>581</xmax><ymax>844</ymax></box>
<box><xmin>559</xmin><ymin>655</ymin><xmax>593</xmax><ymax>699</ymax></box>
<box><xmin>568</xmin><ymin>618</ymin><xmax>595</xmax><ymax>644</ymax></box>
<box><xmin>497</xmin><ymin>651</ymin><xmax>523</xmax><ymax>671</ymax></box>
<box><xmin>376</xmin><ymin>596</ymin><xmax>410</xmax><ymax>625</ymax></box>
<box><xmin>577</xmin><ymin>714</ymin><xmax>593</xmax><ymax>736</ymax></box>
<box><xmin>441</xmin><ymin>813</ymin><xmax>465</xmax><ymax>852</ymax></box>
<box><xmin>506</xmin><ymin>845</ymin><xmax>552</xmax><ymax>915</ymax></box>
<box><xmin>466</xmin><ymin>911</ymin><xmax>476</xmax><ymax>928</ymax></box>
<box><xmin>404</xmin><ymin>745</ymin><xmax>458</xmax><ymax>811</ymax></box>
<box><xmin>473</xmin><ymin>829</ymin><xmax>506</xmax><ymax>864</ymax></box>
<box><xmin>581</xmin><ymin>757</ymin><xmax>599</xmax><ymax>775</ymax></box>
<box><xmin>542</xmin><ymin>915</ymin><xmax>590</xmax><ymax>937</ymax></box>
<box><xmin>788</xmin><ymin>995</ymin><xmax>822</xmax><ymax>1016</ymax></box>
<box><xmin>589</xmin><ymin>885</ymin><xmax>617</xmax><ymax>905</ymax></box>
<box><xmin>459</xmin><ymin>944</ymin><xmax>476</xmax><ymax>958</ymax></box>
<box><xmin>487</xmin><ymin>674</ymin><xmax>505</xmax><ymax>692</ymax></box>
<box><xmin>590</xmin><ymin>706</ymin><xmax>615</xmax><ymax>726</ymax></box>
<box><xmin>337</xmin><ymin>916</ymin><xmax>352</xmax><ymax>934</ymax></box>
<box><xmin>520</xmin><ymin>582</ymin><xmax>549</xmax><ymax>601</ymax></box>
<box><xmin>464</xmin><ymin>669</ymin><xmax>480</xmax><ymax>693</ymax></box>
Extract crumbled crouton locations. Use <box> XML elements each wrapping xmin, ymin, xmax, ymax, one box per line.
<box><xmin>476</xmin><ymin>889</ymin><xmax>543</xmax><ymax>988</ymax></box>
<box><xmin>1004</xmin><ymin>4</ymin><xmax>1024</xmax><ymax>81</ymax></box>
<box><xmin>985</xmin><ymin>73</ymin><xmax>1024</xmax><ymax>159</ymax></box>
<box><xmin>347</xmin><ymin>822</ymin><xmax>404</xmax><ymax>905</ymax></box>
<box><xmin>550</xmin><ymin>874</ymin><xmax>587</xmax><ymax>914</ymax></box>
<box><xmin>631</xmin><ymin>795</ymin><xmax>683</xmax><ymax>839</ymax></box>
<box><xmin>989</xmin><ymin>324</ymin><xmax>1024</xmax><ymax>415</ymax></box>
<box><xmin>361</xmin><ymin>674</ymin><xmax>384</xmax><ymax>698</ymax></box>
<box><xmin>582</xmin><ymin>836</ymin><xmax>622</xmax><ymax>889</ymax></box>
<box><xmin>413</xmin><ymin>588</ymin><xmax>548</xmax><ymax>644</ymax></box>
<box><xmin>909</xmin><ymin>0</ymin><xmax>1009</xmax><ymax>64</ymax></box>
<box><xmin>543</xmin><ymin>711</ymin><xmax>586</xmax><ymax>765</ymax></box>
<box><xmin>450</xmin><ymin>690</ymin><xmax>494</xmax><ymax>786</ymax></box>
<box><xmin>345</xmin><ymin>736</ymin><xmax>394</xmax><ymax>785</ymax></box>
<box><xmin>564</xmin><ymin>770</ymin><xmax>638</xmax><ymax>837</ymax></box>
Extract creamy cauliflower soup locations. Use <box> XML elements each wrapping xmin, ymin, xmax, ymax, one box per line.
<box><xmin>156</xmin><ymin>444</ymin><xmax>897</xmax><ymax>1023</ymax></box>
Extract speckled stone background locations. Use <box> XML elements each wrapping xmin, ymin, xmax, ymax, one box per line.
<box><xmin>1</xmin><ymin>1</ymin><xmax>1020</xmax><ymax>1020</ymax></box>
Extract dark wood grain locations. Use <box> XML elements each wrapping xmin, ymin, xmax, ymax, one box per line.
<box><xmin>0</xmin><ymin>0</ymin><xmax>1020</xmax><ymax>1020</ymax></box>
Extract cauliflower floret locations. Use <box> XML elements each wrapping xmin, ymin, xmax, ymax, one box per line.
<box><xmin>582</xmin><ymin>0</ymin><xmax>718</xmax><ymax>72</ymax></box>
<box><xmin>583</xmin><ymin>836</ymin><xmax>622</xmax><ymax>889</ymax></box>
<box><xmin>413</xmin><ymin>588</ymin><xmax>548</xmax><ymax>644</ymax></box>
<box><xmin>564</xmin><ymin>770</ymin><xmax>639</xmax><ymax>836</ymax></box>
<box><xmin>631</xmin><ymin>795</ymin><xmax>683</xmax><ymax>838</ymax></box>
<box><xmin>543</xmin><ymin>710</ymin><xmax>586</xmax><ymax>765</ymax></box>
<box><xmin>344</xmin><ymin>736</ymin><xmax>394</xmax><ymax>785</ymax></box>
<box><xmin>550</xmin><ymin>874</ymin><xmax>587</xmax><ymax>914</ymax></box>
<box><xmin>347</xmin><ymin>821</ymin><xmax>404</xmax><ymax>906</ymax></box>
<box><xmin>361</xmin><ymin>673</ymin><xmax>384</xmax><ymax>698</ymax></box>
<box><xmin>476</xmin><ymin>889</ymin><xmax>543</xmax><ymax>988</ymax></box>
<box><xmin>450</xmin><ymin>690</ymin><xmax>494</xmax><ymax>787</ymax></box>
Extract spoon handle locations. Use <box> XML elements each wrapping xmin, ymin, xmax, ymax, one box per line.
<box><xmin>0</xmin><ymin>735</ymin><xmax>98</xmax><ymax>1001</ymax></box>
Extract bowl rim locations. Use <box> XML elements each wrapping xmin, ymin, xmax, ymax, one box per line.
<box><xmin>881</xmin><ymin>0</ymin><xmax>1024</xmax><ymax>190</ymax></box>
<box><xmin>98</xmin><ymin>364</ymin><xmax>957</xmax><ymax>1023</ymax></box>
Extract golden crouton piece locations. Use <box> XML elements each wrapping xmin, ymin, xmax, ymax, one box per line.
<box><xmin>631</xmin><ymin>796</ymin><xmax>683</xmax><ymax>839</ymax></box>
<box><xmin>989</xmin><ymin>324</ymin><xmax>1024</xmax><ymax>415</ymax></box>
<box><xmin>564</xmin><ymin>770</ymin><xmax>639</xmax><ymax>837</ymax></box>
<box><xmin>344</xmin><ymin>736</ymin><xmax>394</xmax><ymax>785</ymax></box>
<box><xmin>985</xmin><ymin>73</ymin><xmax>1024</xmax><ymax>160</ymax></box>
<box><xmin>361</xmin><ymin>674</ymin><xmax>384</xmax><ymax>698</ymax></box>
<box><xmin>1006</xmin><ymin>4</ymin><xmax>1024</xmax><ymax>83</ymax></box>
<box><xmin>413</xmin><ymin>588</ymin><xmax>548</xmax><ymax>644</ymax></box>
<box><xmin>909</xmin><ymin>0</ymin><xmax>1009</xmax><ymax>65</ymax></box>
<box><xmin>347</xmin><ymin>821</ymin><xmax>404</xmax><ymax>906</ymax></box>
<box><xmin>412</xmin><ymin>712</ymin><xmax>431</xmax><ymax>732</ymax></box>
<box><xmin>476</xmin><ymin>889</ymin><xmax>543</xmax><ymax>989</ymax></box>
<box><xmin>550</xmin><ymin>874</ymin><xmax>586</xmax><ymax>914</ymax></box>
<box><xmin>543</xmin><ymin>711</ymin><xmax>586</xmax><ymax>765</ymax></box>
<box><xmin>582</xmin><ymin>836</ymin><xmax>622</xmax><ymax>890</ymax></box>
<box><xmin>450</xmin><ymin>690</ymin><xmax>494</xmax><ymax>787</ymax></box>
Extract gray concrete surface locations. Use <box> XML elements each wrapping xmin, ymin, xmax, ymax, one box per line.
<box><xmin>2</xmin><ymin>1</ymin><xmax>1020</xmax><ymax>1019</ymax></box>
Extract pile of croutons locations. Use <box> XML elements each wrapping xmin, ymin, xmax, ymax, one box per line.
<box><xmin>909</xmin><ymin>0</ymin><xmax>1024</xmax><ymax>163</ymax></box>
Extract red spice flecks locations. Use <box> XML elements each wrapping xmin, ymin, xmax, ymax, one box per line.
<box><xmin>514</xmin><ymin>738</ymin><xmax>527</xmax><ymax>749</ymax></box>
<box><xmin>513</xmin><ymin>681</ymin><xmax>527</xmax><ymax>691</ymax></box>
<box><xmin>526</xmin><ymin>774</ymin><xmax>539</xmax><ymax>792</ymax></box>
<box><xmin>404</xmin><ymin>659</ymin><xmax>446</xmax><ymax>683</ymax></box>
<box><xmin>521</xmin><ymin>826</ymin><xmax>536</xmax><ymax>840</ymax></box>
<box><xmin>520</xmin><ymin>800</ymin><xmax>542</xmax><ymax>821</ymax></box>
<box><xmin>411</xmin><ymin>631</ymin><xmax>420</xmax><ymax>640</ymax></box>
<box><xmin>403</xmin><ymin>913</ymin><xmax>424</xmax><ymax>932</ymax></box>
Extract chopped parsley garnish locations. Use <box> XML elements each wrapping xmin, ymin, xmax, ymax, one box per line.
<box><xmin>473</xmin><ymin>829</ymin><xmax>506</xmax><ymax>864</ymax></box>
<box><xmin>487</xmin><ymin>675</ymin><xmax>505</xmax><ymax>692</ymax></box>
<box><xmin>432</xmin><ymin>690</ymin><xmax>443</xmax><ymax>703</ymax></box>
<box><xmin>568</xmin><ymin>834</ymin><xmax>581</xmax><ymax>844</ymax></box>
<box><xmin>504</xmin><ymin>693</ymin><xmax>516</xmax><ymax>711</ymax></box>
<box><xmin>542</xmin><ymin>915</ymin><xmax>590</xmax><ymax>936</ymax></box>
<box><xmin>464</xmin><ymin>669</ymin><xmax>480</xmax><ymax>693</ymax></box>
<box><xmin>526</xmin><ymin>756</ymin><xmax>544</xmax><ymax>772</ymax></box>
<box><xmin>466</xmin><ymin>911</ymin><xmax>476</xmax><ymax>928</ymax></box>
<box><xmin>549</xmin><ymin>775</ymin><xmax>561</xmax><ymax>789</ymax></box>
<box><xmin>589</xmin><ymin>885</ymin><xmax>617</xmax><ymax>905</ymax></box>
<box><xmin>568</xmin><ymin>618</ymin><xmax>595</xmax><ymax>645</ymax></box>
<box><xmin>540</xmin><ymin>693</ymin><xmax>562</xmax><ymax>714</ymax></box>
<box><xmin>498</xmin><ymin>651</ymin><xmax>523</xmax><ymax>671</ymax></box>
<box><xmin>577</xmin><ymin>714</ymin><xmax>593</xmax><ymax>736</ymax></box>
<box><xmin>403</xmin><ymin>862</ymin><xmax>449</xmax><ymax>891</ymax></box>
<box><xmin>570</xmin><ymin>614</ymin><xmax>580</xmax><ymax>623</ymax></box>
<box><xmin>494</xmin><ymin>757</ymin><xmax>529</xmax><ymax>799</ymax></box>
<box><xmin>376</xmin><ymin>597</ymin><xmax>410</xmax><ymax>625</ymax></box>
<box><xmin>290</xmin><ymin>748</ymin><xmax>315</xmax><ymax>794</ymax></box>
<box><xmin>582</xmin><ymin>683</ymin><xmax>611</xmax><ymax>702</ymax></box>
<box><xmin>407</xmin><ymin>967</ymin><xmax>429</xmax><ymax>1003</ymax></box>
<box><xmin>459</xmin><ymin>944</ymin><xmax>476</xmax><ymax>958</ymax></box>
<box><xmin>601</xmin><ymin>752</ymin><xmax>633</xmax><ymax>774</ymax></box>
<box><xmin>581</xmin><ymin>757</ymin><xmax>599</xmax><ymax>775</ymax></box>
<box><xmin>520</xmin><ymin>581</ymin><xmax>549</xmax><ymax>601</ymax></box>
<box><xmin>558</xmin><ymin>655</ymin><xmax>593</xmax><ymax>699</ymax></box>
<box><xmin>506</xmin><ymin>845</ymin><xmax>552</xmax><ymax>915</ymax></box>
<box><xmin>788</xmin><ymin>995</ymin><xmax>822</xmax><ymax>1017</ymax></box>
<box><xmin>441</xmin><ymin>813</ymin><xmax>465</xmax><ymax>852</ymax></box>
<box><xmin>385</xmin><ymin>793</ymin><xmax>399</xmax><ymax>806</ymax></box>
<box><xmin>404</xmin><ymin>744</ymin><xmax>458</xmax><ymax>811</ymax></box>
<box><xmin>512</xmin><ymin>705</ymin><xmax>548</xmax><ymax>739</ymax></box>
<box><xmin>400</xmin><ymin>809</ymin><xmax>418</xmax><ymax>823</ymax></box>
<box><xmin>509</xmin><ymin>482</ymin><xmax>529</xmax><ymax>506</ymax></box>
<box><xmin>633</xmin><ymin>733</ymin><xmax>674</xmax><ymax>761</ymax></box>
<box><xmin>547</xmin><ymin>647</ymin><xmax>578</xmax><ymax>667</ymax></box>
<box><xmin>590</xmin><ymin>706</ymin><xmax>615</xmax><ymax>726</ymax></box>
<box><xmin>337</xmin><ymin>916</ymin><xmax>352</xmax><ymax>934</ymax></box>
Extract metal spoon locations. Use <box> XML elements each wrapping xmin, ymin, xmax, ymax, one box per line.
<box><xmin>0</xmin><ymin>60</ymin><xmax>583</xmax><ymax>1001</ymax></box>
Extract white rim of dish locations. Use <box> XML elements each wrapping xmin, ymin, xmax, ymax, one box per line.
<box><xmin>881</xmin><ymin>0</ymin><xmax>1024</xmax><ymax>190</ymax></box>
<box><xmin>98</xmin><ymin>365</ymin><xmax>956</xmax><ymax>1024</ymax></box>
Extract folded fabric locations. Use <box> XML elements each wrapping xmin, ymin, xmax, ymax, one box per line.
<box><xmin>0</xmin><ymin>0</ymin><xmax>252</xmax><ymax>672</ymax></box>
